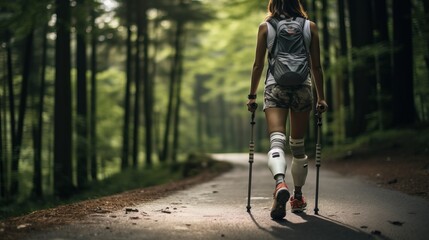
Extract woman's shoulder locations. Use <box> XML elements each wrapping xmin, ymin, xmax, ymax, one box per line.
<box><xmin>308</xmin><ymin>20</ymin><xmax>318</xmax><ymax>32</ymax></box>
<box><xmin>258</xmin><ymin>21</ymin><xmax>268</xmax><ymax>32</ymax></box>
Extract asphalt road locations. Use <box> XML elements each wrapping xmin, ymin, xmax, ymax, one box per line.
<box><xmin>24</xmin><ymin>153</ymin><xmax>429</xmax><ymax>240</ymax></box>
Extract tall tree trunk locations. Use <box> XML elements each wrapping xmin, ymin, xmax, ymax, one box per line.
<box><xmin>90</xmin><ymin>8</ymin><xmax>98</xmax><ymax>181</ymax></box>
<box><xmin>392</xmin><ymin>0</ymin><xmax>416</xmax><ymax>126</ymax></box>
<box><xmin>311</xmin><ymin>0</ymin><xmax>317</xmax><ymax>21</ymax></box>
<box><xmin>76</xmin><ymin>0</ymin><xmax>89</xmax><ymax>189</ymax></box>
<box><xmin>0</xmin><ymin>61</ymin><xmax>5</xmax><ymax>198</ymax></box>
<box><xmin>218</xmin><ymin>90</ymin><xmax>227</xmax><ymax>150</ymax></box>
<box><xmin>0</xmin><ymin>114</ymin><xmax>4</xmax><ymax>199</ymax></box>
<box><xmin>194</xmin><ymin>74</ymin><xmax>208</xmax><ymax>152</ymax></box>
<box><xmin>172</xmin><ymin>24</ymin><xmax>185</xmax><ymax>162</ymax></box>
<box><xmin>11</xmin><ymin>30</ymin><xmax>34</xmax><ymax>196</ymax></box>
<box><xmin>373</xmin><ymin>0</ymin><xmax>392</xmax><ymax>129</ymax></box>
<box><xmin>321</xmin><ymin>0</ymin><xmax>333</xmax><ymax>143</ymax></box>
<box><xmin>151</xmin><ymin>17</ymin><xmax>161</xmax><ymax>157</ymax></box>
<box><xmin>310</xmin><ymin>0</ymin><xmax>318</xmax><ymax>140</ymax></box>
<box><xmin>171</xmin><ymin>64</ymin><xmax>183</xmax><ymax>163</ymax></box>
<box><xmin>142</xmin><ymin>1</ymin><xmax>152</xmax><ymax>167</ymax></box>
<box><xmin>31</xmin><ymin>26</ymin><xmax>48</xmax><ymax>198</ymax></box>
<box><xmin>5</xmin><ymin>31</ymin><xmax>14</xmax><ymax>198</ymax></box>
<box><xmin>337</xmin><ymin>0</ymin><xmax>351</xmax><ymax>139</ymax></box>
<box><xmin>161</xmin><ymin>20</ymin><xmax>182</xmax><ymax>162</ymax></box>
<box><xmin>348</xmin><ymin>0</ymin><xmax>376</xmax><ymax>136</ymax></box>
<box><xmin>121</xmin><ymin>0</ymin><xmax>133</xmax><ymax>170</ymax></box>
<box><xmin>132</xmin><ymin>0</ymin><xmax>142</xmax><ymax>168</ymax></box>
<box><xmin>423</xmin><ymin>1</ymin><xmax>429</xmax><ymax>70</ymax></box>
<box><xmin>54</xmin><ymin>0</ymin><xmax>74</xmax><ymax>198</ymax></box>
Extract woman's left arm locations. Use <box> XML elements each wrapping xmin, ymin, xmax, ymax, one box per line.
<box><xmin>309</xmin><ymin>21</ymin><xmax>328</xmax><ymax>112</ymax></box>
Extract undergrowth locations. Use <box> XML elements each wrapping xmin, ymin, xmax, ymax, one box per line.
<box><xmin>324</xmin><ymin>127</ymin><xmax>429</xmax><ymax>160</ymax></box>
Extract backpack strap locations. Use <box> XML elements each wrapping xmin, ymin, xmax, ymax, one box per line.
<box><xmin>296</xmin><ymin>17</ymin><xmax>310</xmax><ymax>55</ymax></box>
<box><xmin>267</xmin><ymin>17</ymin><xmax>280</xmax><ymax>77</ymax></box>
<box><xmin>267</xmin><ymin>17</ymin><xmax>280</xmax><ymax>60</ymax></box>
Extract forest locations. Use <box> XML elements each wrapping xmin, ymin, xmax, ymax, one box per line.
<box><xmin>0</xmin><ymin>0</ymin><xmax>428</xmax><ymax>207</ymax></box>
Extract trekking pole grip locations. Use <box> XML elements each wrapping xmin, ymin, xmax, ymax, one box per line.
<box><xmin>250</xmin><ymin>103</ymin><xmax>258</xmax><ymax>124</ymax></box>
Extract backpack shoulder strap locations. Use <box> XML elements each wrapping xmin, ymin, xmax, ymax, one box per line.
<box><xmin>296</xmin><ymin>17</ymin><xmax>309</xmax><ymax>54</ymax></box>
<box><xmin>267</xmin><ymin>17</ymin><xmax>279</xmax><ymax>29</ymax></box>
<box><xmin>296</xmin><ymin>17</ymin><xmax>307</xmax><ymax>32</ymax></box>
<box><xmin>267</xmin><ymin>17</ymin><xmax>280</xmax><ymax>58</ymax></box>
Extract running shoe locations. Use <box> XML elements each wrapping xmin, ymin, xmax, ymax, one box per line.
<box><xmin>290</xmin><ymin>195</ymin><xmax>307</xmax><ymax>213</ymax></box>
<box><xmin>270</xmin><ymin>182</ymin><xmax>290</xmax><ymax>220</ymax></box>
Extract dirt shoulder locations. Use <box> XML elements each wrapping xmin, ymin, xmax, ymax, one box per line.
<box><xmin>324</xmin><ymin>149</ymin><xmax>429</xmax><ymax>201</ymax></box>
<box><xmin>0</xmin><ymin>165</ymin><xmax>232</xmax><ymax>240</ymax></box>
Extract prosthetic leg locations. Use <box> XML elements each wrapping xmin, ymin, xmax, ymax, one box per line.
<box><xmin>267</xmin><ymin>132</ymin><xmax>288</xmax><ymax>219</ymax></box>
<box><xmin>267</xmin><ymin>132</ymin><xmax>287</xmax><ymax>178</ymax></box>
<box><xmin>290</xmin><ymin>137</ymin><xmax>308</xmax><ymax>187</ymax></box>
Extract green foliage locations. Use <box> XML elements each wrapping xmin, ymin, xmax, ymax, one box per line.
<box><xmin>325</xmin><ymin>127</ymin><xmax>429</xmax><ymax>160</ymax></box>
<box><xmin>95</xmin><ymin>68</ymin><xmax>125</xmax><ymax>162</ymax></box>
<box><xmin>184</xmin><ymin>10</ymin><xmax>265</xmax><ymax>104</ymax></box>
<box><xmin>0</xmin><ymin>0</ymin><xmax>52</xmax><ymax>39</ymax></box>
<box><xmin>412</xmin><ymin>0</ymin><xmax>429</xmax><ymax>122</ymax></box>
<box><xmin>326</xmin><ymin>43</ymin><xmax>392</xmax><ymax>79</ymax></box>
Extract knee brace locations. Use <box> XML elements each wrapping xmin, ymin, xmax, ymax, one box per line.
<box><xmin>270</xmin><ymin>132</ymin><xmax>286</xmax><ymax>151</ymax></box>
<box><xmin>267</xmin><ymin>132</ymin><xmax>287</xmax><ymax>178</ymax></box>
<box><xmin>291</xmin><ymin>156</ymin><xmax>308</xmax><ymax>187</ymax></box>
<box><xmin>289</xmin><ymin>137</ymin><xmax>305</xmax><ymax>158</ymax></box>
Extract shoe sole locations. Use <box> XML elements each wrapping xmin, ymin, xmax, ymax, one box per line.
<box><xmin>291</xmin><ymin>206</ymin><xmax>307</xmax><ymax>213</ymax></box>
<box><xmin>270</xmin><ymin>189</ymin><xmax>290</xmax><ymax>220</ymax></box>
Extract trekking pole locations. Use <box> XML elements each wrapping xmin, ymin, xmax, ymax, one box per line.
<box><xmin>314</xmin><ymin>107</ymin><xmax>324</xmax><ymax>215</ymax></box>
<box><xmin>246</xmin><ymin>103</ymin><xmax>258</xmax><ymax>212</ymax></box>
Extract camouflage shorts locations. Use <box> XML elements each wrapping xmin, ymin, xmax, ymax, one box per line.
<box><xmin>264</xmin><ymin>84</ymin><xmax>313</xmax><ymax>112</ymax></box>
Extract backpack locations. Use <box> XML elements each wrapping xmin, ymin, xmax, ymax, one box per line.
<box><xmin>268</xmin><ymin>17</ymin><xmax>310</xmax><ymax>86</ymax></box>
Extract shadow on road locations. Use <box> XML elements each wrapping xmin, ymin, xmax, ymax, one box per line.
<box><xmin>248</xmin><ymin>211</ymin><xmax>385</xmax><ymax>240</ymax></box>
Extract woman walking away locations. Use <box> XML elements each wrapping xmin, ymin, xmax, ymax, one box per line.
<box><xmin>247</xmin><ymin>0</ymin><xmax>328</xmax><ymax>220</ymax></box>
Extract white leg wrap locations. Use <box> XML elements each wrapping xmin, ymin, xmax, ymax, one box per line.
<box><xmin>291</xmin><ymin>156</ymin><xmax>308</xmax><ymax>187</ymax></box>
<box><xmin>268</xmin><ymin>148</ymin><xmax>287</xmax><ymax>178</ymax></box>
<box><xmin>270</xmin><ymin>132</ymin><xmax>286</xmax><ymax>151</ymax></box>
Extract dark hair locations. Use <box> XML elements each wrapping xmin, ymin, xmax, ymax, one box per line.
<box><xmin>266</xmin><ymin>0</ymin><xmax>308</xmax><ymax>20</ymax></box>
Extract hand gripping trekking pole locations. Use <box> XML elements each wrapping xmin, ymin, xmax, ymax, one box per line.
<box><xmin>246</xmin><ymin>103</ymin><xmax>258</xmax><ymax>212</ymax></box>
<box><xmin>314</xmin><ymin>107</ymin><xmax>324</xmax><ymax>215</ymax></box>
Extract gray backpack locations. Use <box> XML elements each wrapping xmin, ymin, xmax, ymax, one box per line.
<box><xmin>268</xmin><ymin>17</ymin><xmax>310</xmax><ymax>86</ymax></box>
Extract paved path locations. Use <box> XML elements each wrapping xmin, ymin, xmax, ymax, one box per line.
<box><xmin>24</xmin><ymin>153</ymin><xmax>429</xmax><ymax>240</ymax></box>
